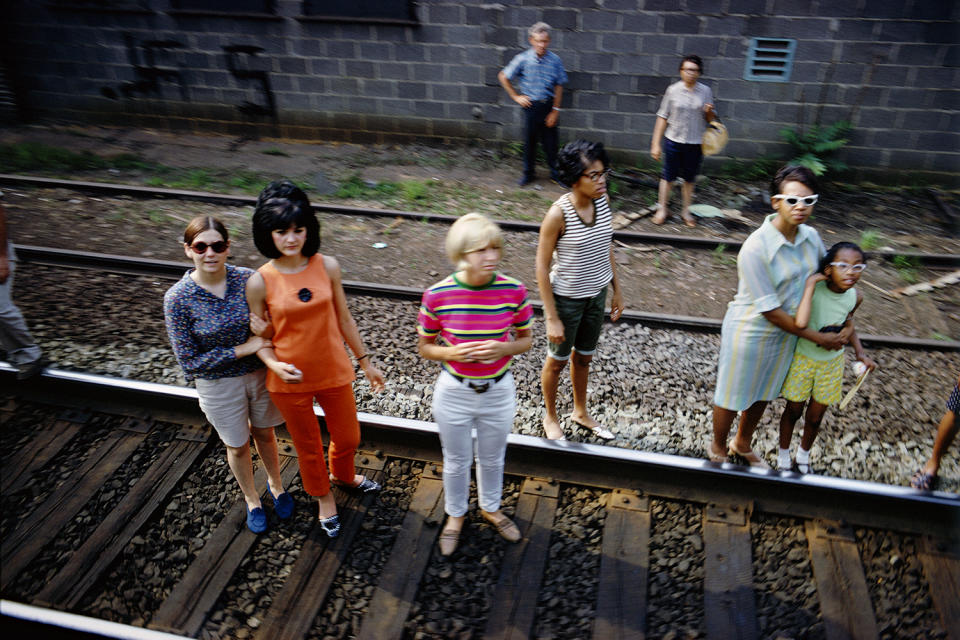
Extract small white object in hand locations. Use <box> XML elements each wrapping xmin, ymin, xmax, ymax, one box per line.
<box><xmin>852</xmin><ymin>361</ymin><xmax>867</xmax><ymax>377</ymax></box>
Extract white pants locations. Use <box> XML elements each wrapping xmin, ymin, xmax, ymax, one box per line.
<box><xmin>0</xmin><ymin>243</ymin><xmax>42</xmax><ymax>366</ymax></box>
<box><xmin>431</xmin><ymin>370</ymin><xmax>516</xmax><ymax>517</ymax></box>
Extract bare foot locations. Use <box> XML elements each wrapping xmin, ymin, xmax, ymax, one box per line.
<box><xmin>652</xmin><ymin>206</ymin><xmax>667</xmax><ymax>225</ymax></box>
<box><xmin>317</xmin><ymin>492</ymin><xmax>338</xmax><ymax>520</ymax></box>
<box><xmin>707</xmin><ymin>441</ymin><xmax>728</xmax><ymax>462</ymax></box>
<box><xmin>543</xmin><ymin>415</ymin><xmax>565</xmax><ymax>440</ymax></box>
<box><xmin>681</xmin><ymin>211</ymin><xmax>696</xmax><ymax>227</ymax></box>
<box><xmin>570</xmin><ymin>411</ymin><xmax>598</xmax><ymax>430</ymax></box>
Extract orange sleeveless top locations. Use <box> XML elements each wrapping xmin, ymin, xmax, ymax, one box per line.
<box><xmin>259</xmin><ymin>254</ymin><xmax>355</xmax><ymax>393</ymax></box>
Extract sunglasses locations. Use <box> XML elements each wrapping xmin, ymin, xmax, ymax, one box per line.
<box><xmin>190</xmin><ymin>241</ymin><xmax>228</xmax><ymax>254</ymax></box>
<box><xmin>773</xmin><ymin>194</ymin><xmax>819</xmax><ymax>207</ymax></box>
<box><xmin>830</xmin><ymin>261</ymin><xmax>866</xmax><ymax>273</ymax></box>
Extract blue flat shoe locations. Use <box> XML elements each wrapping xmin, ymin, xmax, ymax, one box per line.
<box><xmin>319</xmin><ymin>514</ymin><xmax>340</xmax><ymax>538</ymax></box>
<box><xmin>246</xmin><ymin>506</ymin><xmax>267</xmax><ymax>534</ymax></box>
<box><xmin>272</xmin><ymin>491</ymin><xmax>294</xmax><ymax>519</ymax></box>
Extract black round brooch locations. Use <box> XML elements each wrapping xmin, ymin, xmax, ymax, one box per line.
<box><xmin>297</xmin><ymin>287</ymin><xmax>312</xmax><ymax>302</ymax></box>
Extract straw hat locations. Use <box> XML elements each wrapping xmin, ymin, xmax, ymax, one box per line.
<box><xmin>701</xmin><ymin>120</ymin><xmax>729</xmax><ymax>156</ymax></box>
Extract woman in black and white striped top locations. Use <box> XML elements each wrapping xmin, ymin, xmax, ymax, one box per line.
<box><xmin>535</xmin><ymin>140</ymin><xmax>624</xmax><ymax>442</ymax></box>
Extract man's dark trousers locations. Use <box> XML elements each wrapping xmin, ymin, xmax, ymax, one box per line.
<box><xmin>523</xmin><ymin>100</ymin><xmax>559</xmax><ymax>181</ymax></box>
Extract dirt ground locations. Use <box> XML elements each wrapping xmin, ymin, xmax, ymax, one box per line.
<box><xmin>1</xmin><ymin>124</ymin><xmax>958</xmax><ymax>341</ymax></box>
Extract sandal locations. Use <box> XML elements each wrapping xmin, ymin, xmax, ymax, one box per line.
<box><xmin>706</xmin><ymin>443</ymin><xmax>728</xmax><ymax>463</ymax></box>
<box><xmin>438</xmin><ymin>528</ymin><xmax>461</xmax><ymax>557</ymax></box>
<box><xmin>728</xmin><ymin>445</ymin><xmax>771</xmax><ymax>469</ymax></box>
<box><xmin>482</xmin><ymin>511</ymin><xmax>521</xmax><ymax>543</ymax></box>
<box><xmin>571</xmin><ymin>418</ymin><xmax>615</xmax><ymax>441</ymax></box>
<box><xmin>681</xmin><ymin>212</ymin><xmax>697</xmax><ymax>228</ymax></box>
<box><xmin>332</xmin><ymin>475</ymin><xmax>382</xmax><ymax>493</ymax></box>
<box><xmin>319</xmin><ymin>514</ymin><xmax>341</xmax><ymax>538</ymax></box>
<box><xmin>910</xmin><ymin>469</ymin><xmax>938</xmax><ymax>491</ymax></box>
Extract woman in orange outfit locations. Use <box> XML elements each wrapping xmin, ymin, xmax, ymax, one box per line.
<box><xmin>246</xmin><ymin>180</ymin><xmax>385</xmax><ymax>538</ymax></box>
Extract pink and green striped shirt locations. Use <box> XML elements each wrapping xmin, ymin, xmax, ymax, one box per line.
<box><xmin>418</xmin><ymin>272</ymin><xmax>534</xmax><ymax>380</ymax></box>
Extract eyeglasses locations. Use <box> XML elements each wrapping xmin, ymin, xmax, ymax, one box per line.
<box><xmin>189</xmin><ymin>241</ymin><xmax>228</xmax><ymax>254</ymax></box>
<box><xmin>583</xmin><ymin>168</ymin><xmax>611</xmax><ymax>182</ymax></box>
<box><xmin>773</xmin><ymin>194</ymin><xmax>819</xmax><ymax>207</ymax></box>
<box><xmin>681</xmin><ymin>66</ymin><xmax>700</xmax><ymax>73</ymax></box>
<box><xmin>830</xmin><ymin>262</ymin><xmax>866</xmax><ymax>273</ymax></box>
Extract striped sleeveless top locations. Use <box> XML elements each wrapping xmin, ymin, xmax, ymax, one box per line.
<box><xmin>549</xmin><ymin>193</ymin><xmax>614</xmax><ymax>298</ymax></box>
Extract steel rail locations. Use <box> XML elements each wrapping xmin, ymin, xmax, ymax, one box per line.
<box><xmin>14</xmin><ymin>244</ymin><xmax>960</xmax><ymax>351</ymax></box>
<box><xmin>1</xmin><ymin>600</ymin><xmax>192</xmax><ymax>640</ymax></box>
<box><xmin>3</xmin><ymin>363</ymin><xmax>958</xmax><ymax>539</ymax></box>
<box><xmin>2</xmin><ymin>174</ymin><xmax>958</xmax><ymax>266</ymax></box>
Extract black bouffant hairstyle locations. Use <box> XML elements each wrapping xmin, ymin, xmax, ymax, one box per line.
<box><xmin>818</xmin><ymin>241</ymin><xmax>866</xmax><ymax>274</ymax></box>
<box><xmin>680</xmin><ymin>54</ymin><xmax>703</xmax><ymax>73</ymax></box>
<box><xmin>252</xmin><ymin>180</ymin><xmax>320</xmax><ymax>258</ymax></box>
<box><xmin>770</xmin><ymin>165</ymin><xmax>819</xmax><ymax>197</ymax></box>
<box><xmin>557</xmin><ymin>139</ymin><xmax>610</xmax><ymax>188</ymax></box>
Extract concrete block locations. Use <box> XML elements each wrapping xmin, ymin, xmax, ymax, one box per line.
<box><xmin>878</xmin><ymin>21</ymin><xmax>926</xmax><ymax>42</ymax></box>
<box><xmin>582</xmin><ymin>11</ymin><xmax>621</xmax><ymax>32</ymax></box>
<box><xmin>886</xmin><ymin>87</ymin><xmax>929</xmax><ymax>108</ymax></box>
<box><xmin>928</xmin><ymin>153</ymin><xmax>960</xmax><ymax>173</ymax></box>
<box><xmin>464</xmin><ymin>85</ymin><xmax>499</xmax><ymax>103</ymax></box>
<box><xmin>923</xmin><ymin>22</ymin><xmax>958</xmax><ymax>44</ymax></box>
<box><xmin>843</xmin><ymin>86</ymin><xmax>886</xmax><ymax>107</ymax></box>
<box><xmin>361</xmin><ymin>79</ymin><xmax>395</xmax><ymax>98</ymax></box>
<box><xmin>664</xmin><ymin>14</ymin><xmax>701</xmax><ymax>34</ymax></box>
<box><xmin>395</xmin><ymin>81</ymin><xmax>425</xmax><ymax>100</ymax></box>
<box><xmin>868</xmin><ymin>65</ymin><xmax>910</xmax><ymax>87</ymax></box>
<box><xmin>616</xmin><ymin>93</ymin><xmax>649</xmax><ymax>112</ymax></box>
<box><xmin>641</xmin><ymin>35</ymin><xmax>681</xmax><ymax>56</ymax></box>
<box><xmin>461</xmin><ymin>45</ymin><xmax>503</xmax><ymax>67</ymax></box>
<box><xmin>579</xmin><ymin>52</ymin><xmax>616</xmax><ymax>72</ymax></box>
<box><xmin>359</xmin><ymin>41</ymin><xmax>391</xmax><ymax>60</ymax></box>
<box><xmin>295</xmin><ymin>38</ymin><xmax>324</xmax><ymax>57</ymax></box>
<box><xmin>278</xmin><ymin>57</ymin><xmax>307</xmax><ymax>75</ymax></box>
<box><xmin>862</xmin><ymin>3</ymin><xmax>909</xmax><ymax>19</ymax></box>
<box><xmin>855</xmin><ymin>107</ymin><xmax>896</xmax><ymax>129</ymax></box>
<box><xmin>348</xmin><ymin>96</ymin><xmax>380</xmax><ymax>114</ymax></box>
<box><xmin>789</xmin><ymin>61</ymin><xmax>824</xmax><ymax>83</ymax></box>
<box><xmin>733</xmin><ymin>101</ymin><xmax>772</xmax><ymax>121</ymax></box>
<box><xmin>945</xmin><ymin>45</ymin><xmax>960</xmax><ymax>67</ymax></box>
<box><xmin>930</xmin><ymin>89</ymin><xmax>960</xmax><ymax>110</ymax></box>
<box><xmin>686</xmin><ymin>0</ymin><xmax>721</xmax><ymax>15</ymax></box>
<box><xmin>634</xmin><ymin>75</ymin><xmax>669</xmax><ymax>95</ymax></box>
<box><xmin>394</xmin><ymin>43</ymin><xmax>428</xmax><ymax>61</ymax></box>
<box><xmin>345</xmin><ymin>60</ymin><xmax>376</xmax><ymax>78</ymax></box>
<box><xmin>446</xmin><ymin>64</ymin><xmax>483</xmax><ymax>84</ymax></box>
<box><xmin>679</xmin><ymin>36</ymin><xmax>721</xmax><ymax>57</ymax></box>
<box><xmin>336</xmin><ymin>23</ymin><xmax>374</xmax><ymax>40</ymax></box>
<box><xmin>703</xmin><ymin>16</ymin><xmax>746</xmax><ymax>36</ymax></box>
<box><xmin>866</xmin><ymin>128</ymin><xmax>916</xmax><ymax>149</ymax></box>
<box><xmin>621</xmin><ymin>12</ymin><xmax>660</xmax><ymax>34</ymax></box>
<box><xmin>601</xmin><ymin>32</ymin><xmax>640</xmax><ymax>54</ymax></box>
<box><xmin>416</xmin><ymin>100</ymin><xmax>447</xmax><ymax>119</ymax></box>
<box><xmin>576</xmin><ymin>91</ymin><xmax>613</xmax><ymax>110</ymax></box>
<box><xmin>773</xmin><ymin>103</ymin><xmax>803</xmax><ymax>123</ymax></box>
<box><xmin>327</xmin><ymin>40</ymin><xmax>357</xmax><ymax>58</ymax></box>
<box><xmin>755</xmin><ymin>81</ymin><xmax>800</xmax><ymax>102</ymax></box>
<box><xmin>431</xmin><ymin>83</ymin><xmax>463</xmax><ymax>102</ymax></box>
<box><xmin>597</xmin><ymin>73</ymin><xmax>635</xmax><ymax>93</ymax></box>
<box><xmin>831</xmin><ymin>63</ymin><xmax>867</xmax><ymax>84</ymax></box>
<box><xmin>373</xmin><ymin>61</ymin><xmax>408</xmax><ymax>80</ymax></box>
<box><xmin>378</xmin><ymin>99</ymin><xmax>417</xmax><ymax>116</ymax></box>
<box><xmin>426</xmin><ymin>3</ymin><xmax>463</xmax><ymax>24</ymax></box>
<box><xmin>298</xmin><ymin>76</ymin><xmax>325</xmax><ymax>93</ymax></box>
<box><xmin>589</xmin><ymin>111</ymin><xmax>626</xmax><ymax>131</ymax></box>
<box><xmin>797</xmin><ymin>39</ymin><xmax>836</xmax><ymax>63</ymax></box>
<box><xmin>412</xmin><ymin>26</ymin><xmax>448</xmax><ymax>45</ymax></box>
<box><xmin>600</xmin><ymin>0</ymin><xmax>639</xmax><ymax>9</ymax></box>
<box><xmin>772</xmin><ymin>0</ymin><xmax>816</xmax><ymax>16</ymax></box>
<box><xmin>485</xmin><ymin>26</ymin><xmax>521</xmax><ymax>48</ymax></box>
<box><xmin>433</xmin><ymin>46</ymin><xmax>465</xmax><ymax>64</ymax></box>
<box><xmin>466</xmin><ymin>4</ymin><xmax>503</xmax><ymax>27</ymax></box>
<box><xmin>745</xmin><ymin>16</ymin><xmax>832</xmax><ymax>39</ymax></box>
<box><xmin>543</xmin><ymin>9</ymin><xmax>578</xmax><ymax>31</ymax></box>
<box><xmin>413</xmin><ymin>64</ymin><xmax>446</xmax><ymax>82</ymax></box>
<box><xmin>907</xmin><ymin>2</ymin><xmax>957</xmax><ymax>19</ymax></box>
<box><xmin>834</xmin><ymin>19</ymin><xmax>878</xmax><ymax>41</ymax></box>
<box><xmin>893</xmin><ymin>44</ymin><xmax>942</xmax><ymax>67</ymax></box>
<box><xmin>329</xmin><ymin>77</ymin><xmax>359</xmax><ymax>94</ymax></box>
<box><xmin>644</xmin><ymin>0</ymin><xmax>683</xmax><ymax>11</ymax></box>
<box><xmin>560</xmin><ymin>31</ymin><xmax>600</xmax><ymax>52</ymax></box>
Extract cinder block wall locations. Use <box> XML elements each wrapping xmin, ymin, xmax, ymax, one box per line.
<box><xmin>3</xmin><ymin>0</ymin><xmax>958</xmax><ymax>182</ymax></box>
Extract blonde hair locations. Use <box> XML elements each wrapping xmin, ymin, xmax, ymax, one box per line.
<box><xmin>445</xmin><ymin>213</ymin><xmax>503</xmax><ymax>270</ymax></box>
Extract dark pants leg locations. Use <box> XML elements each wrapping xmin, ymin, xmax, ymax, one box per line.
<box><xmin>522</xmin><ymin>101</ymin><xmax>555</xmax><ymax>180</ymax></box>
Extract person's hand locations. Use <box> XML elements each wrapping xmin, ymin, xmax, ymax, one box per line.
<box><xmin>703</xmin><ymin>103</ymin><xmax>716</xmax><ymax>119</ymax></box>
<box><xmin>545</xmin><ymin>109</ymin><xmax>559</xmax><ymax>128</ymax></box>
<box><xmin>360</xmin><ymin>361</ymin><xmax>385</xmax><ymax>393</ymax></box>
<box><xmin>858</xmin><ymin>355</ymin><xmax>878</xmax><ymax>372</ymax></box>
<box><xmin>838</xmin><ymin>325</ymin><xmax>854</xmax><ymax>344</ymax></box>
<box><xmin>249</xmin><ymin>336</ymin><xmax>272</xmax><ymax>352</ymax></box>
<box><xmin>546</xmin><ymin>316</ymin><xmax>565</xmax><ymax>344</ymax></box>
<box><xmin>814</xmin><ymin>331</ymin><xmax>846</xmax><ymax>351</ymax></box>
<box><xmin>513</xmin><ymin>94</ymin><xmax>532</xmax><ymax>108</ymax></box>
<box><xmin>806</xmin><ymin>273</ymin><xmax>828</xmax><ymax>286</ymax></box>
<box><xmin>609</xmin><ymin>290</ymin><xmax>624</xmax><ymax>322</ymax></box>
<box><xmin>249</xmin><ymin>311</ymin><xmax>271</xmax><ymax>336</ymax></box>
<box><xmin>271</xmin><ymin>361</ymin><xmax>302</xmax><ymax>384</ymax></box>
<box><xmin>461</xmin><ymin>340</ymin><xmax>510</xmax><ymax>363</ymax></box>
<box><xmin>650</xmin><ymin>144</ymin><xmax>661</xmax><ymax>162</ymax></box>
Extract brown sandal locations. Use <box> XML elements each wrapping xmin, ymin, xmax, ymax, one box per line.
<box><xmin>482</xmin><ymin>511</ymin><xmax>521</xmax><ymax>543</ymax></box>
<box><xmin>438</xmin><ymin>528</ymin><xmax>461</xmax><ymax>556</ymax></box>
<box><xmin>728</xmin><ymin>445</ymin><xmax>770</xmax><ymax>469</ymax></box>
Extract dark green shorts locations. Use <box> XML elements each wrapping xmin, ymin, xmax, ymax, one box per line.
<box><xmin>547</xmin><ymin>286</ymin><xmax>607</xmax><ymax>360</ymax></box>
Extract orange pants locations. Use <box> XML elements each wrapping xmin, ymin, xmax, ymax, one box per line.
<box><xmin>269</xmin><ymin>383</ymin><xmax>360</xmax><ymax>497</ymax></box>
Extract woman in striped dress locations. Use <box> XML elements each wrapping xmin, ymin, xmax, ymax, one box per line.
<box><xmin>709</xmin><ymin>166</ymin><xmax>849</xmax><ymax>467</ymax></box>
<box><xmin>536</xmin><ymin>140</ymin><xmax>624</xmax><ymax>441</ymax></box>
<box><xmin>418</xmin><ymin>213</ymin><xmax>533</xmax><ymax>556</ymax></box>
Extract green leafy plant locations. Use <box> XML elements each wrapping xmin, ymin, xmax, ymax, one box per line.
<box><xmin>779</xmin><ymin>121</ymin><xmax>852</xmax><ymax>176</ymax></box>
<box><xmin>712</xmin><ymin>243</ymin><xmax>736</xmax><ymax>267</ymax></box>
<box><xmin>858</xmin><ymin>229</ymin><xmax>883</xmax><ymax>251</ymax></box>
<box><xmin>892</xmin><ymin>255</ymin><xmax>919</xmax><ymax>283</ymax></box>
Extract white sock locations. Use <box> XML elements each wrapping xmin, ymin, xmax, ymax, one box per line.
<box><xmin>777</xmin><ymin>447</ymin><xmax>792</xmax><ymax>469</ymax></box>
<box><xmin>796</xmin><ymin>446</ymin><xmax>811</xmax><ymax>465</ymax></box>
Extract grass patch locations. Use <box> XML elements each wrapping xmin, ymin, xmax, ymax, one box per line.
<box><xmin>859</xmin><ymin>229</ymin><xmax>883</xmax><ymax>251</ymax></box>
<box><xmin>711</xmin><ymin>243</ymin><xmax>736</xmax><ymax>267</ymax></box>
<box><xmin>892</xmin><ymin>255</ymin><xmax>920</xmax><ymax>283</ymax></box>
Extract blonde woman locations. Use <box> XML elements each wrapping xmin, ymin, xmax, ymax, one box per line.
<box><xmin>418</xmin><ymin>214</ymin><xmax>533</xmax><ymax>556</ymax></box>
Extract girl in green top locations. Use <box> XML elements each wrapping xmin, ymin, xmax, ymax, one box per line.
<box><xmin>778</xmin><ymin>242</ymin><xmax>877</xmax><ymax>473</ymax></box>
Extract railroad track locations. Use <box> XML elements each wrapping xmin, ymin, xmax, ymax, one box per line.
<box><xmin>2</xmin><ymin>365</ymin><xmax>958</xmax><ymax>639</ymax></box>
<box><xmin>13</xmin><ymin>244</ymin><xmax>959</xmax><ymax>353</ymax></box>
<box><xmin>2</xmin><ymin>174</ymin><xmax>959</xmax><ymax>267</ymax></box>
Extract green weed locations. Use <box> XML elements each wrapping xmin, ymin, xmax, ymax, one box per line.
<box><xmin>146</xmin><ymin>209</ymin><xmax>167</xmax><ymax>224</ymax></box>
<box><xmin>712</xmin><ymin>243</ymin><xmax>736</xmax><ymax>266</ymax></box>
<box><xmin>892</xmin><ymin>255</ymin><xmax>920</xmax><ymax>283</ymax></box>
<box><xmin>779</xmin><ymin>121</ymin><xmax>852</xmax><ymax>176</ymax></box>
<box><xmin>859</xmin><ymin>230</ymin><xmax>883</xmax><ymax>251</ymax></box>
<box><xmin>401</xmin><ymin>181</ymin><xmax>428</xmax><ymax>202</ymax></box>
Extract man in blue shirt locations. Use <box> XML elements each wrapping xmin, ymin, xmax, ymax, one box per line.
<box><xmin>498</xmin><ymin>22</ymin><xmax>568</xmax><ymax>187</ymax></box>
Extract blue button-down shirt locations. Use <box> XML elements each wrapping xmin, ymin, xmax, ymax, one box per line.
<box><xmin>502</xmin><ymin>49</ymin><xmax>568</xmax><ymax>102</ymax></box>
